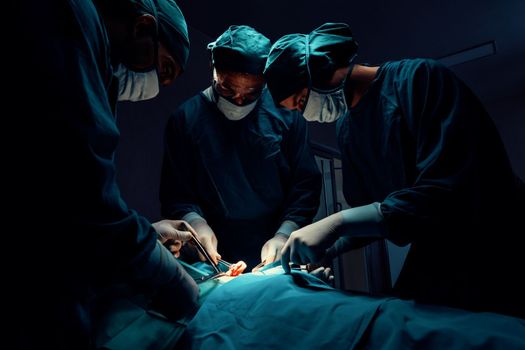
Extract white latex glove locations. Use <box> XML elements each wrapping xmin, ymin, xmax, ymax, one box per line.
<box><xmin>259</xmin><ymin>233</ymin><xmax>289</xmax><ymax>266</ymax></box>
<box><xmin>309</xmin><ymin>266</ymin><xmax>335</xmax><ymax>285</ymax></box>
<box><xmin>325</xmin><ymin>236</ymin><xmax>353</xmax><ymax>260</ymax></box>
<box><xmin>281</xmin><ymin>212</ymin><xmax>343</xmax><ymax>272</ymax></box>
<box><xmin>151</xmin><ymin>219</ymin><xmax>196</xmax><ymax>258</ymax></box>
<box><xmin>188</xmin><ymin>218</ymin><xmax>221</xmax><ymax>265</ymax></box>
<box><xmin>281</xmin><ymin>203</ymin><xmax>385</xmax><ymax>273</ymax></box>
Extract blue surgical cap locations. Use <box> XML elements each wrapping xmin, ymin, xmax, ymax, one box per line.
<box><xmin>128</xmin><ymin>0</ymin><xmax>158</xmax><ymax>21</ymax></box>
<box><xmin>128</xmin><ymin>0</ymin><xmax>190</xmax><ymax>71</ymax></box>
<box><xmin>208</xmin><ymin>25</ymin><xmax>271</xmax><ymax>75</ymax></box>
<box><xmin>264</xmin><ymin>23</ymin><xmax>358</xmax><ymax>104</ymax></box>
<box><xmin>156</xmin><ymin>0</ymin><xmax>190</xmax><ymax>71</ymax></box>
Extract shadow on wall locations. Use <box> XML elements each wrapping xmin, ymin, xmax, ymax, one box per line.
<box><xmin>115</xmin><ymin>28</ymin><xmax>213</xmax><ymax>221</ymax></box>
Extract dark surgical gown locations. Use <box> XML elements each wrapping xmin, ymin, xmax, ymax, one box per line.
<box><xmin>160</xmin><ymin>90</ymin><xmax>321</xmax><ymax>267</ymax></box>
<box><xmin>337</xmin><ymin>59</ymin><xmax>525</xmax><ymax>317</ymax></box>
<box><xmin>8</xmin><ymin>1</ymin><xmax>189</xmax><ymax>348</ymax></box>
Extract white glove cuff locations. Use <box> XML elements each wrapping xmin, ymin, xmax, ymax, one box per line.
<box><xmin>339</xmin><ymin>202</ymin><xmax>387</xmax><ymax>238</ymax></box>
<box><xmin>276</xmin><ymin>220</ymin><xmax>300</xmax><ymax>237</ymax></box>
<box><xmin>182</xmin><ymin>211</ymin><xmax>206</xmax><ymax>225</ymax></box>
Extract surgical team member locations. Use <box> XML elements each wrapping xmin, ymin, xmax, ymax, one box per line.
<box><xmin>114</xmin><ymin>0</ymin><xmax>190</xmax><ymax>102</ymax></box>
<box><xmin>9</xmin><ymin>1</ymin><xmax>199</xmax><ymax>348</ymax></box>
<box><xmin>264</xmin><ymin>23</ymin><xmax>524</xmax><ymax>317</ymax></box>
<box><xmin>160</xmin><ymin>25</ymin><xmax>322</xmax><ymax>269</ymax></box>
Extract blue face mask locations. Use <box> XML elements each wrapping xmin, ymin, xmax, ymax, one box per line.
<box><xmin>302</xmin><ymin>84</ymin><xmax>348</xmax><ymax>123</ymax></box>
<box><xmin>115</xmin><ymin>64</ymin><xmax>160</xmax><ymax>102</ymax></box>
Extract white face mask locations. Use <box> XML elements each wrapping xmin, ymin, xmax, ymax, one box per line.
<box><xmin>114</xmin><ymin>64</ymin><xmax>160</xmax><ymax>102</ymax></box>
<box><xmin>301</xmin><ymin>34</ymin><xmax>353</xmax><ymax>123</ymax></box>
<box><xmin>302</xmin><ymin>86</ymin><xmax>348</xmax><ymax>123</ymax></box>
<box><xmin>216</xmin><ymin>95</ymin><xmax>258</xmax><ymax>121</ymax></box>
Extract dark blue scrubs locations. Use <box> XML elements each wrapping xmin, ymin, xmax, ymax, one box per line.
<box><xmin>9</xmin><ymin>1</ymin><xmax>195</xmax><ymax>348</ymax></box>
<box><xmin>160</xmin><ymin>89</ymin><xmax>321</xmax><ymax>267</ymax></box>
<box><xmin>337</xmin><ymin>59</ymin><xmax>524</xmax><ymax>316</ymax></box>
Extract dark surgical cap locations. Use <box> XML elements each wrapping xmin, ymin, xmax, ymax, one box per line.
<box><xmin>156</xmin><ymin>0</ymin><xmax>190</xmax><ymax>71</ymax></box>
<box><xmin>128</xmin><ymin>0</ymin><xmax>157</xmax><ymax>14</ymax></box>
<box><xmin>208</xmin><ymin>25</ymin><xmax>271</xmax><ymax>75</ymax></box>
<box><xmin>264</xmin><ymin>23</ymin><xmax>358</xmax><ymax>104</ymax></box>
<box><xmin>127</xmin><ymin>0</ymin><xmax>190</xmax><ymax>71</ymax></box>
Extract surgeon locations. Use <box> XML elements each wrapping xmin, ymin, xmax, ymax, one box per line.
<box><xmin>114</xmin><ymin>0</ymin><xmax>191</xmax><ymax>102</ymax></box>
<box><xmin>264</xmin><ymin>23</ymin><xmax>525</xmax><ymax>317</ymax></box>
<box><xmin>9</xmin><ymin>1</ymin><xmax>199</xmax><ymax>348</ymax></box>
<box><xmin>160</xmin><ymin>25</ymin><xmax>322</xmax><ymax>269</ymax></box>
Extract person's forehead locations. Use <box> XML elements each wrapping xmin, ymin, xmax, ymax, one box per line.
<box><xmin>217</xmin><ymin>71</ymin><xmax>265</xmax><ymax>89</ymax></box>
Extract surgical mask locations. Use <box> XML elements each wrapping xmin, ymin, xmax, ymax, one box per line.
<box><xmin>301</xmin><ymin>34</ymin><xmax>354</xmax><ymax>123</ymax></box>
<box><xmin>211</xmin><ymin>84</ymin><xmax>259</xmax><ymax>121</ymax></box>
<box><xmin>114</xmin><ymin>64</ymin><xmax>160</xmax><ymax>102</ymax></box>
<box><xmin>302</xmin><ymin>85</ymin><xmax>348</xmax><ymax>123</ymax></box>
<box><xmin>216</xmin><ymin>96</ymin><xmax>257</xmax><ymax>120</ymax></box>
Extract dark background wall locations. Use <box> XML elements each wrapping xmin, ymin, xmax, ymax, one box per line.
<box><xmin>116</xmin><ymin>28</ymin><xmax>212</xmax><ymax>220</ymax></box>
<box><xmin>116</xmin><ymin>0</ymin><xmax>525</xmax><ymax>221</ymax></box>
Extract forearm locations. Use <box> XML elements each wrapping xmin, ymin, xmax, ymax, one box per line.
<box><xmin>135</xmin><ymin>241</ymin><xmax>199</xmax><ymax>320</ymax></box>
<box><xmin>337</xmin><ymin>203</ymin><xmax>387</xmax><ymax>239</ymax></box>
<box><xmin>182</xmin><ymin>211</ymin><xmax>206</xmax><ymax>224</ymax></box>
<box><xmin>276</xmin><ymin>220</ymin><xmax>300</xmax><ymax>237</ymax></box>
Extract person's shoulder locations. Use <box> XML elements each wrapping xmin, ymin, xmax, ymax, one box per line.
<box><xmin>392</xmin><ymin>58</ymin><xmax>451</xmax><ymax>77</ymax></box>
<box><xmin>169</xmin><ymin>92</ymin><xmax>209</xmax><ymax>123</ymax></box>
<box><xmin>382</xmin><ymin>58</ymin><xmax>456</xmax><ymax>90</ymax></box>
<box><xmin>382</xmin><ymin>57</ymin><xmax>444</xmax><ymax>73</ymax></box>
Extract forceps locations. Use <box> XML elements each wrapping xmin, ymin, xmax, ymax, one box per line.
<box><xmin>190</xmin><ymin>235</ymin><xmax>222</xmax><ymax>274</ymax></box>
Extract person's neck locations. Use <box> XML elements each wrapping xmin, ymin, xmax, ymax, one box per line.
<box><xmin>346</xmin><ymin>64</ymin><xmax>379</xmax><ymax>108</ymax></box>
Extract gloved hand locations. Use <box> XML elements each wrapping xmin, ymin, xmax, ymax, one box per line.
<box><xmin>259</xmin><ymin>233</ymin><xmax>289</xmax><ymax>266</ymax></box>
<box><xmin>151</xmin><ymin>219</ymin><xmax>196</xmax><ymax>258</ymax></box>
<box><xmin>325</xmin><ymin>236</ymin><xmax>380</xmax><ymax>260</ymax></box>
<box><xmin>325</xmin><ymin>236</ymin><xmax>353</xmax><ymax>260</ymax></box>
<box><xmin>309</xmin><ymin>266</ymin><xmax>334</xmax><ymax>285</ymax></box>
<box><xmin>281</xmin><ymin>203</ymin><xmax>386</xmax><ymax>273</ymax></box>
<box><xmin>280</xmin><ymin>212</ymin><xmax>343</xmax><ymax>273</ymax></box>
<box><xmin>187</xmin><ymin>218</ymin><xmax>221</xmax><ymax>265</ymax></box>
